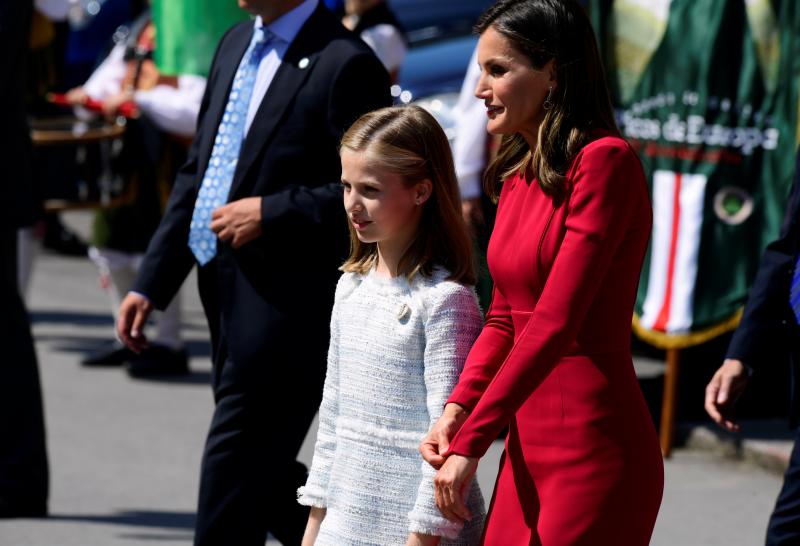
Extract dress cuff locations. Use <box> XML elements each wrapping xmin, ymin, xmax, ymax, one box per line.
<box><xmin>296</xmin><ymin>485</ymin><xmax>327</xmax><ymax>508</ymax></box>
<box><xmin>408</xmin><ymin>511</ymin><xmax>463</xmax><ymax>539</ymax></box>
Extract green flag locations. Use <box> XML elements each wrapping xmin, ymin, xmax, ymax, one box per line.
<box><xmin>152</xmin><ymin>0</ymin><xmax>250</xmax><ymax>77</ymax></box>
<box><xmin>589</xmin><ymin>0</ymin><xmax>800</xmax><ymax>348</ymax></box>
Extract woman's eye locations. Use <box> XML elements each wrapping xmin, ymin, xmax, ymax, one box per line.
<box><xmin>490</xmin><ymin>64</ymin><xmax>506</xmax><ymax>76</ymax></box>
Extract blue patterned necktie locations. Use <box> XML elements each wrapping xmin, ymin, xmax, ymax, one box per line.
<box><xmin>792</xmin><ymin>254</ymin><xmax>800</xmax><ymax>323</ymax></box>
<box><xmin>188</xmin><ymin>27</ymin><xmax>272</xmax><ymax>265</ymax></box>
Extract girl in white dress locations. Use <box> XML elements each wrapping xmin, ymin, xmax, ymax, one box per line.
<box><xmin>298</xmin><ymin>105</ymin><xmax>486</xmax><ymax>546</ymax></box>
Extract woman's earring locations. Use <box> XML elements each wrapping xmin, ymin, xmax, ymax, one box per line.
<box><xmin>543</xmin><ymin>86</ymin><xmax>554</xmax><ymax>111</ymax></box>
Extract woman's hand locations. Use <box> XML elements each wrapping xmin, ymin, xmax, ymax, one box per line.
<box><xmin>301</xmin><ymin>506</ymin><xmax>326</xmax><ymax>546</ymax></box>
<box><xmin>420</xmin><ymin>403</ymin><xmax>469</xmax><ymax>469</ymax></box>
<box><xmin>404</xmin><ymin>532</ymin><xmax>441</xmax><ymax>546</ymax></box>
<box><xmin>434</xmin><ymin>454</ymin><xmax>478</xmax><ymax>523</ymax></box>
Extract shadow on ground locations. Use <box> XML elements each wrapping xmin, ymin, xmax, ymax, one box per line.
<box><xmin>49</xmin><ymin>509</ymin><xmax>195</xmax><ymax>530</ymax></box>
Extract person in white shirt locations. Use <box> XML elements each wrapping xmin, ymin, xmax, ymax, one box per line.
<box><xmin>342</xmin><ymin>0</ymin><xmax>407</xmax><ymax>83</ymax></box>
<box><xmin>65</xmin><ymin>10</ymin><xmax>205</xmax><ymax>376</ymax></box>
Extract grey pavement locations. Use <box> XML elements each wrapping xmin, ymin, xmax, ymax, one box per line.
<box><xmin>0</xmin><ymin>212</ymin><xmax>786</xmax><ymax>545</ymax></box>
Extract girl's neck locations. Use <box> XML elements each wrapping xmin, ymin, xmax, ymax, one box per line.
<box><xmin>375</xmin><ymin>242</ymin><xmax>406</xmax><ymax>278</ymax></box>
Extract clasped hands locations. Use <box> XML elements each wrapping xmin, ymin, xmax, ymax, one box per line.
<box><xmin>419</xmin><ymin>403</ymin><xmax>479</xmax><ymax>524</ymax></box>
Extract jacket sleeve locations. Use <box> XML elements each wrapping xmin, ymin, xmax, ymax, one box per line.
<box><xmin>131</xmin><ymin>27</ymin><xmax>232</xmax><ymax>309</ymax></box>
<box><xmin>408</xmin><ymin>284</ymin><xmax>483</xmax><ymax>538</ymax></box>
<box><xmin>447</xmin><ymin>142</ymin><xmax>644</xmax><ymax>458</ymax></box>
<box><xmin>727</xmin><ymin>157</ymin><xmax>800</xmax><ymax>367</ymax></box>
<box><xmin>259</xmin><ymin>51</ymin><xmax>390</xmax><ymax>231</ymax></box>
<box><xmin>297</xmin><ymin>275</ymin><xmax>347</xmax><ymax>507</ymax></box>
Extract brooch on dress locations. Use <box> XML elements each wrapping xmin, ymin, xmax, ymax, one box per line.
<box><xmin>397</xmin><ymin>303</ymin><xmax>411</xmax><ymax>322</ymax></box>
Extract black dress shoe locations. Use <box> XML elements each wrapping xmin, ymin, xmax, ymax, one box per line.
<box><xmin>81</xmin><ymin>342</ymin><xmax>135</xmax><ymax>366</ymax></box>
<box><xmin>126</xmin><ymin>345</ymin><xmax>189</xmax><ymax>379</ymax></box>
<box><xmin>0</xmin><ymin>497</ymin><xmax>47</xmax><ymax>518</ymax></box>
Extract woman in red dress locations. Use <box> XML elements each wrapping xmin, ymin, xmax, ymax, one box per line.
<box><xmin>420</xmin><ymin>1</ymin><xmax>664</xmax><ymax>544</ymax></box>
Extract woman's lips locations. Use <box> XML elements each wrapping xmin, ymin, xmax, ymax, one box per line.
<box><xmin>486</xmin><ymin>105</ymin><xmax>504</xmax><ymax>118</ymax></box>
<box><xmin>351</xmin><ymin>219</ymin><xmax>372</xmax><ymax>230</ymax></box>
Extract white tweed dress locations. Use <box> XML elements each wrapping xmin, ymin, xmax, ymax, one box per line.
<box><xmin>298</xmin><ymin>267</ymin><xmax>486</xmax><ymax>545</ymax></box>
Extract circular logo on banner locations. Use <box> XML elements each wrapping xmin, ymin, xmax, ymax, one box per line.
<box><xmin>713</xmin><ymin>186</ymin><xmax>754</xmax><ymax>225</ymax></box>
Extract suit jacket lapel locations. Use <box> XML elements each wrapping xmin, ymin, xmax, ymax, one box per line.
<box><xmin>228</xmin><ymin>5</ymin><xmax>331</xmax><ymax>199</ymax></box>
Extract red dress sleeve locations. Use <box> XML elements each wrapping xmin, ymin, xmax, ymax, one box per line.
<box><xmin>447</xmin><ymin>140</ymin><xmax>646</xmax><ymax>458</ymax></box>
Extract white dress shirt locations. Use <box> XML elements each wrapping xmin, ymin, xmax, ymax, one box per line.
<box><xmin>244</xmin><ymin>0</ymin><xmax>318</xmax><ymax>134</ymax></box>
<box><xmin>453</xmin><ymin>47</ymin><xmax>487</xmax><ymax>201</ymax></box>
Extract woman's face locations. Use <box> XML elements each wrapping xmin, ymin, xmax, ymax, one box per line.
<box><xmin>340</xmin><ymin>149</ymin><xmax>430</xmax><ymax>251</ymax></box>
<box><xmin>474</xmin><ymin>26</ymin><xmax>556</xmax><ymax>140</ymax></box>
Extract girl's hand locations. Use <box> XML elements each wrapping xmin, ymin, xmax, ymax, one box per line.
<box><xmin>434</xmin><ymin>454</ymin><xmax>478</xmax><ymax>523</ymax></box>
<box><xmin>405</xmin><ymin>532</ymin><xmax>441</xmax><ymax>546</ymax></box>
<box><xmin>420</xmin><ymin>403</ymin><xmax>469</xmax><ymax>469</ymax></box>
<box><xmin>301</xmin><ymin>506</ymin><xmax>326</xmax><ymax>546</ymax></box>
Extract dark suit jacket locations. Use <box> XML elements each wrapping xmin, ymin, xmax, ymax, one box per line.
<box><xmin>727</xmin><ymin>153</ymin><xmax>800</xmax><ymax>424</ymax></box>
<box><xmin>134</xmin><ymin>5</ymin><xmax>390</xmax><ymax>364</ymax></box>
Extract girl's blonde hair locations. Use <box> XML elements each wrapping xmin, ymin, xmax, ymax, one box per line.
<box><xmin>339</xmin><ymin>105</ymin><xmax>476</xmax><ymax>285</ymax></box>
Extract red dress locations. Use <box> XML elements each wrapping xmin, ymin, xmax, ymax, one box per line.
<box><xmin>447</xmin><ymin>135</ymin><xmax>664</xmax><ymax>545</ymax></box>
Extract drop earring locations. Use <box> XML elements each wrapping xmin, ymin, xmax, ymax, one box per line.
<box><xmin>543</xmin><ymin>86</ymin><xmax>554</xmax><ymax>111</ymax></box>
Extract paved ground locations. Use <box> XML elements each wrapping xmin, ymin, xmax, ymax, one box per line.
<box><xmin>0</xmin><ymin>214</ymin><xmax>786</xmax><ymax>545</ymax></box>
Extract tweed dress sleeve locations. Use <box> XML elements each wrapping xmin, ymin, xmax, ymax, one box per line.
<box><xmin>408</xmin><ymin>282</ymin><xmax>483</xmax><ymax>538</ymax></box>
<box><xmin>297</xmin><ymin>274</ymin><xmax>351</xmax><ymax>507</ymax></box>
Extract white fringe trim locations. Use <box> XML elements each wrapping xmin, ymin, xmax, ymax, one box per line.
<box><xmin>408</xmin><ymin>512</ymin><xmax>463</xmax><ymax>540</ymax></box>
<box><xmin>296</xmin><ymin>486</ymin><xmax>327</xmax><ymax>508</ymax></box>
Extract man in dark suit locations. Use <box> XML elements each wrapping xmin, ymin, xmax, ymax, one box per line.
<box><xmin>116</xmin><ymin>0</ymin><xmax>390</xmax><ymax>544</ymax></box>
<box><xmin>0</xmin><ymin>0</ymin><xmax>50</xmax><ymax>518</ymax></box>
<box><xmin>706</xmin><ymin>152</ymin><xmax>800</xmax><ymax>545</ymax></box>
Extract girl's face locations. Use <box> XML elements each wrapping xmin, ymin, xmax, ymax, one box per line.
<box><xmin>475</xmin><ymin>26</ymin><xmax>556</xmax><ymax>141</ymax></box>
<box><xmin>341</xmin><ymin>149</ymin><xmax>430</xmax><ymax>252</ymax></box>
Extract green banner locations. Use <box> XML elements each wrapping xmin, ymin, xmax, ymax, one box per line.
<box><xmin>589</xmin><ymin>0</ymin><xmax>800</xmax><ymax>348</ymax></box>
<box><xmin>152</xmin><ymin>0</ymin><xmax>250</xmax><ymax>76</ymax></box>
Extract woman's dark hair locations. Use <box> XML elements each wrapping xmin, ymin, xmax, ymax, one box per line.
<box><xmin>477</xmin><ymin>0</ymin><xmax>619</xmax><ymax>201</ymax></box>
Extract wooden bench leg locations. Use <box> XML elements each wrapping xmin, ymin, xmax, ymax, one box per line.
<box><xmin>660</xmin><ymin>348</ymin><xmax>680</xmax><ymax>458</ymax></box>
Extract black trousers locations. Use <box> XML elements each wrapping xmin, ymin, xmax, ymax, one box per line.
<box><xmin>192</xmin><ymin>266</ymin><xmax>328</xmax><ymax>546</ymax></box>
<box><xmin>767</xmin><ymin>427</ymin><xmax>800</xmax><ymax>544</ymax></box>
<box><xmin>0</xmin><ymin>230</ymin><xmax>49</xmax><ymax>510</ymax></box>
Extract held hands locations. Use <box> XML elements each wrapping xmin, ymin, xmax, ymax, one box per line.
<box><xmin>420</xmin><ymin>403</ymin><xmax>469</xmax><ymax>469</ymax></box>
<box><xmin>211</xmin><ymin>197</ymin><xmax>263</xmax><ymax>249</ymax></box>
<box><xmin>117</xmin><ymin>292</ymin><xmax>154</xmax><ymax>353</ymax></box>
<box><xmin>704</xmin><ymin>358</ymin><xmax>749</xmax><ymax>432</ymax></box>
<box><xmin>434</xmin><ymin>454</ymin><xmax>477</xmax><ymax>523</ymax></box>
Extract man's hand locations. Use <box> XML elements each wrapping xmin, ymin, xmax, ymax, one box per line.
<box><xmin>117</xmin><ymin>292</ymin><xmax>154</xmax><ymax>353</ymax></box>
<box><xmin>434</xmin><ymin>453</ymin><xmax>477</xmax><ymax>523</ymax></box>
<box><xmin>210</xmin><ymin>197</ymin><xmax>263</xmax><ymax>249</ymax></box>
<box><xmin>420</xmin><ymin>403</ymin><xmax>469</xmax><ymax>469</ymax></box>
<box><xmin>705</xmin><ymin>358</ymin><xmax>749</xmax><ymax>432</ymax></box>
